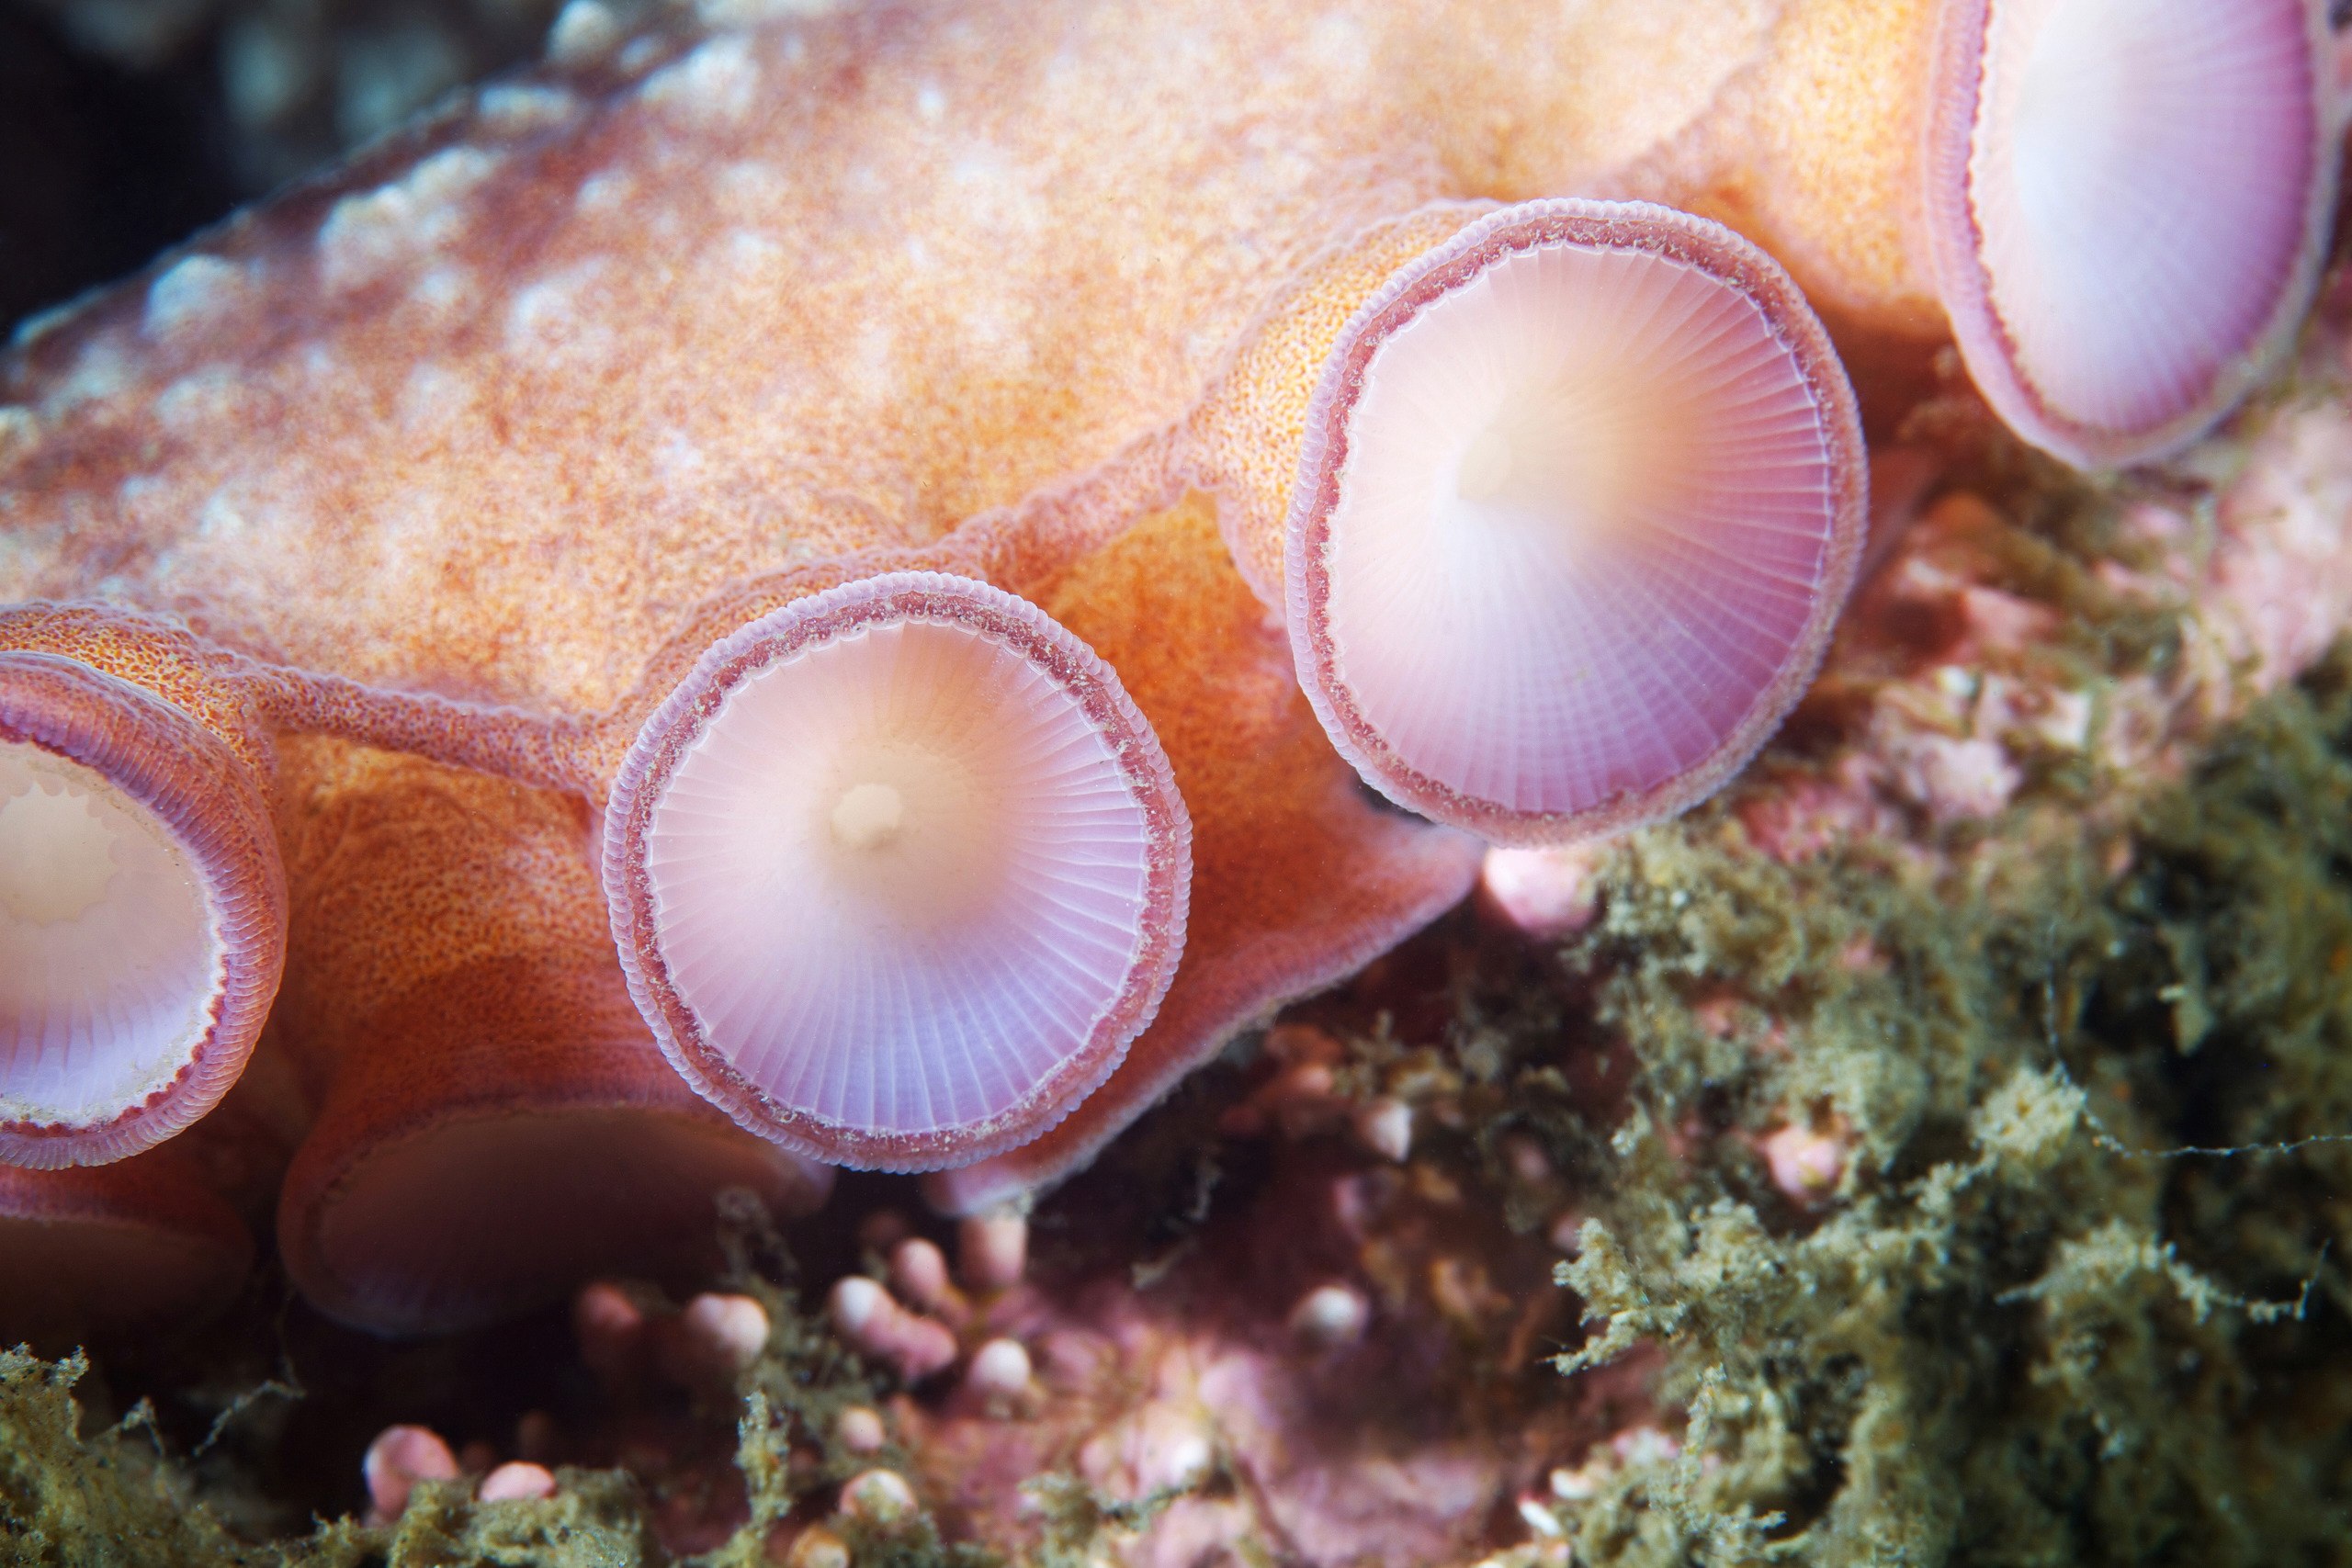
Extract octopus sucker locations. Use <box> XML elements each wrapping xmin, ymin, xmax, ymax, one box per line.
<box><xmin>1266</xmin><ymin>199</ymin><xmax>1867</xmax><ymax>843</ymax></box>
<box><xmin>0</xmin><ymin>634</ymin><xmax>285</xmax><ymax>1169</ymax></box>
<box><xmin>604</xmin><ymin>570</ymin><xmax>1192</xmax><ymax>1172</ymax></box>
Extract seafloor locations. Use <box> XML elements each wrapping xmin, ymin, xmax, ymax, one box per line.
<box><xmin>7</xmin><ymin>4</ymin><xmax>2352</xmax><ymax>1565</ymax></box>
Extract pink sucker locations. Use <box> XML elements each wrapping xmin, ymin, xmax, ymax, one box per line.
<box><xmin>604</xmin><ymin>572</ymin><xmax>1191</xmax><ymax>1172</ymax></box>
<box><xmin>829</xmin><ymin>1274</ymin><xmax>959</xmax><ymax>1383</ymax></box>
<box><xmin>0</xmin><ymin>651</ymin><xmax>285</xmax><ymax>1168</ymax></box>
<box><xmin>364</xmin><ymin>1424</ymin><xmax>459</xmax><ymax>1520</ymax></box>
<box><xmin>1283</xmin><ymin>199</ymin><xmax>1867</xmax><ymax>847</ymax></box>
<box><xmin>1924</xmin><ymin>0</ymin><xmax>2339</xmax><ymax>467</ymax></box>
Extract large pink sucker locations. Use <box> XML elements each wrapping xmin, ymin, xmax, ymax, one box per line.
<box><xmin>605</xmin><ymin>571</ymin><xmax>1191</xmax><ymax>1172</ymax></box>
<box><xmin>0</xmin><ymin>649</ymin><xmax>286</xmax><ymax>1168</ymax></box>
<box><xmin>1284</xmin><ymin>200</ymin><xmax>1868</xmax><ymax>846</ymax></box>
<box><xmin>1925</xmin><ymin>0</ymin><xmax>2339</xmax><ymax>467</ymax></box>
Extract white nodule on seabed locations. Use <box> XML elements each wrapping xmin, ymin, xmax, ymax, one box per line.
<box><xmin>1324</xmin><ymin>233</ymin><xmax>1837</xmax><ymax>818</ymax></box>
<box><xmin>0</xmin><ymin>742</ymin><xmax>223</xmax><ymax>1125</ymax></box>
<box><xmin>641</xmin><ymin>615</ymin><xmax>1159</xmax><ymax>1140</ymax></box>
<box><xmin>966</xmin><ymin>1337</ymin><xmax>1032</xmax><ymax>1400</ymax></box>
<box><xmin>1289</xmin><ymin>1281</ymin><xmax>1371</xmax><ymax>1347</ymax></box>
<box><xmin>1961</xmin><ymin>0</ymin><xmax>2318</xmax><ymax>450</ymax></box>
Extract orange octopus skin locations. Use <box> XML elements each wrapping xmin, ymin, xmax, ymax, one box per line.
<box><xmin>0</xmin><ymin>0</ymin><xmax>2334</xmax><ymax>1341</ymax></box>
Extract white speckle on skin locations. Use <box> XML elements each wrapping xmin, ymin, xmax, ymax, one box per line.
<box><xmin>409</xmin><ymin>265</ymin><xmax>473</xmax><ymax>316</ymax></box>
<box><xmin>547</xmin><ymin>0</ymin><xmax>620</xmax><ymax>64</ymax></box>
<box><xmin>0</xmin><ymin>408</ymin><xmax>39</xmax><ymax>469</ymax></box>
<box><xmin>154</xmin><ymin>367</ymin><xmax>258</xmax><ymax>432</ymax></box>
<box><xmin>506</xmin><ymin>259</ymin><xmax>616</xmax><ymax>366</ymax></box>
<box><xmin>577</xmin><ymin>169</ymin><xmax>633</xmax><ymax>213</ymax></box>
<box><xmin>40</xmin><ymin>338</ymin><xmax>133</xmax><ymax>419</ymax></box>
<box><xmin>915</xmin><ymin>83</ymin><xmax>945</xmax><ymax>121</ymax></box>
<box><xmin>696</xmin><ymin>0</ymin><xmax>835</xmax><ymax>23</ymax></box>
<box><xmin>654</xmin><ymin>431</ymin><xmax>707</xmax><ymax>490</ymax></box>
<box><xmin>318</xmin><ymin>147</ymin><xmax>503</xmax><ymax>293</ymax></box>
<box><xmin>641</xmin><ymin>35</ymin><xmax>760</xmax><ymax>125</ymax></box>
<box><xmin>144</xmin><ymin>255</ymin><xmax>250</xmax><ymax>339</ymax></box>
<box><xmin>116</xmin><ymin>474</ymin><xmax>175</xmax><ymax>535</ymax></box>
<box><xmin>194</xmin><ymin>487</ymin><xmax>255</xmax><ymax>546</ymax></box>
<box><xmin>616</xmin><ymin>35</ymin><xmax>665</xmax><ymax>75</ymax></box>
<box><xmin>398</xmin><ymin>364</ymin><xmax>479</xmax><ymax>433</ymax></box>
<box><xmin>715</xmin><ymin>160</ymin><xmax>787</xmax><ymax>217</ymax></box>
<box><xmin>477</xmin><ymin>84</ymin><xmax>579</xmax><ymax>134</ymax></box>
<box><xmin>722</xmin><ymin>231</ymin><xmax>785</xmax><ymax>280</ymax></box>
<box><xmin>0</xmin><ymin>530</ymin><xmax>31</xmax><ymax>594</ymax></box>
<box><xmin>959</xmin><ymin>301</ymin><xmax>1033</xmax><ymax>373</ymax></box>
<box><xmin>186</xmin><ymin>481</ymin><xmax>275</xmax><ymax>554</ymax></box>
<box><xmin>1304</xmin><ymin>14</ymin><xmax>1372</xmax><ymax>85</ymax></box>
<box><xmin>849</xmin><ymin>322</ymin><xmax>896</xmax><ymax>405</ymax></box>
<box><xmin>947</xmin><ymin>143</ymin><xmax>1046</xmax><ymax>236</ymax></box>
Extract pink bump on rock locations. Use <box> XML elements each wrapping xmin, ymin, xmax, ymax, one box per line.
<box><xmin>838</xmin><ymin>1468</ymin><xmax>919</xmax><ymax>1523</ymax></box>
<box><xmin>965</xmin><ymin>1337</ymin><xmax>1034</xmax><ymax>1403</ymax></box>
<box><xmin>828</xmin><ymin>1274</ymin><xmax>958</xmax><ymax>1383</ymax></box>
<box><xmin>888</xmin><ymin>1237</ymin><xmax>967</xmax><ymax>1324</ymax></box>
<box><xmin>836</xmin><ymin>1405</ymin><xmax>888</xmax><ymax>1455</ymax></box>
<box><xmin>956</xmin><ymin>1211</ymin><xmax>1028</xmax><ymax>1293</ymax></box>
<box><xmin>363</xmin><ymin>1424</ymin><xmax>459</xmax><ymax>1520</ymax></box>
<box><xmin>1288</xmin><ymin>1282</ymin><xmax>1371</xmax><ymax>1348</ymax></box>
<box><xmin>1352</xmin><ymin>1097</ymin><xmax>1413</xmax><ymax>1163</ymax></box>
<box><xmin>1285</xmin><ymin>200</ymin><xmax>1867</xmax><ymax>847</ymax></box>
<box><xmin>1760</xmin><ymin>1121</ymin><xmax>1849</xmax><ymax>1204</ymax></box>
<box><xmin>479</xmin><ymin>1461</ymin><xmax>560</xmax><ymax>1504</ymax></box>
<box><xmin>654</xmin><ymin>1292</ymin><xmax>770</xmax><ymax>1390</ymax></box>
<box><xmin>1479</xmin><ymin>844</ymin><xmax>1602</xmax><ymax>938</ymax></box>
<box><xmin>604</xmin><ymin>572</ymin><xmax>1191</xmax><ymax>1172</ymax></box>
<box><xmin>781</xmin><ymin>1525</ymin><xmax>853</xmax><ymax>1568</ymax></box>
<box><xmin>1925</xmin><ymin>0</ymin><xmax>2339</xmax><ymax>467</ymax></box>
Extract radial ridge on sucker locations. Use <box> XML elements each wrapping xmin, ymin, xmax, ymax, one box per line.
<box><xmin>1926</xmin><ymin>0</ymin><xmax>2338</xmax><ymax>467</ymax></box>
<box><xmin>1284</xmin><ymin>198</ymin><xmax>1868</xmax><ymax>846</ymax></box>
<box><xmin>0</xmin><ymin>652</ymin><xmax>286</xmax><ymax>1168</ymax></box>
<box><xmin>604</xmin><ymin>572</ymin><xmax>1192</xmax><ymax>1172</ymax></box>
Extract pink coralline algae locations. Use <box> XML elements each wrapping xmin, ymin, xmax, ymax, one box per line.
<box><xmin>3</xmin><ymin>0</ymin><xmax>2352</xmax><ymax>1560</ymax></box>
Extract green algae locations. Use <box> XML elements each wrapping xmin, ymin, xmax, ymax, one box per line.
<box><xmin>2</xmin><ymin>1348</ymin><xmax>291</xmax><ymax>1568</ymax></box>
<box><xmin>1517</xmin><ymin>655</ymin><xmax>2352</xmax><ymax>1565</ymax></box>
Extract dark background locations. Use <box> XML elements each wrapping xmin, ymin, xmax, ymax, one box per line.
<box><xmin>1</xmin><ymin>0</ymin><xmax>557</xmax><ymax>339</ymax></box>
